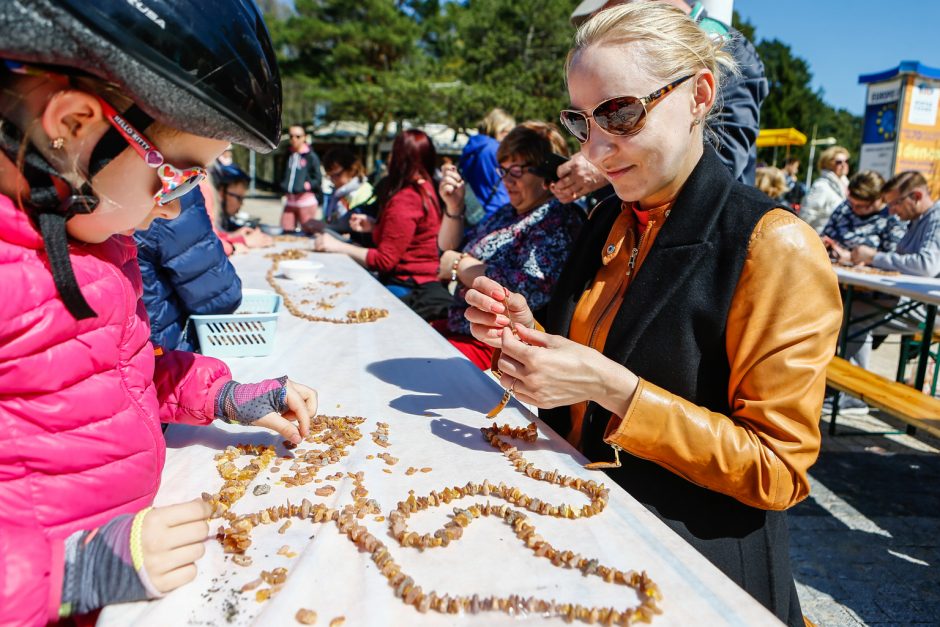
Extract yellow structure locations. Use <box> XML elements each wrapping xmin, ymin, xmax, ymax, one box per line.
<box><xmin>756</xmin><ymin>128</ymin><xmax>808</xmax><ymax>148</ymax></box>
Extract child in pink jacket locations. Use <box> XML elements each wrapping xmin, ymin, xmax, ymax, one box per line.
<box><xmin>0</xmin><ymin>1</ymin><xmax>310</xmax><ymax>624</ymax></box>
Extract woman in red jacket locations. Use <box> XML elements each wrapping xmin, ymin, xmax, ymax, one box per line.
<box><xmin>313</xmin><ymin>130</ymin><xmax>441</xmax><ymax>297</ymax></box>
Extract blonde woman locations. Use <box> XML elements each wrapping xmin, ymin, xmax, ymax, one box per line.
<box><xmin>755</xmin><ymin>166</ymin><xmax>790</xmax><ymax>204</ymax></box>
<box><xmin>462</xmin><ymin>4</ymin><xmax>841</xmax><ymax>624</ymax></box>
<box><xmin>801</xmin><ymin>145</ymin><xmax>850</xmax><ymax>232</ymax></box>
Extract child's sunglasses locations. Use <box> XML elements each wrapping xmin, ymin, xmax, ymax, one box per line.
<box><xmin>559</xmin><ymin>74</ymin><xmax>694</xmax><ymax>143</ymax></box>
<box><xmin>96</xmin><ymin>97</ymin><xmax>206</xmax><ymax>206</ymax></box>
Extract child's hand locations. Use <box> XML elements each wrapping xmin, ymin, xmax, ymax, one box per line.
<box><xmin>252</xmin><ymin>380</ymin><xmax>317</xmax><ymax>444</ymax></box>
<box><xmin>141</xmin><ymin>499</ymin><xmax>212</xmax><ymax>594</ymax></box>
<box><xmin>215</xmin><ymin>377</ymin><xmax>317</xmax><ymax>444</ymax></box>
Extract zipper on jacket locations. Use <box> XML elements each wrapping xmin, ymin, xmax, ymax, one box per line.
<box><xmin>587</xmin><ymin>220</ymin><xmax>651</xmax><ymax>349</ymax></box>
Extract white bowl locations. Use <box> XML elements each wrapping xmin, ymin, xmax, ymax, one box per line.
<box><xmin>280</xmin><ymin>259</ymin><xmax>323</xmax><ymax>282</ymax></box>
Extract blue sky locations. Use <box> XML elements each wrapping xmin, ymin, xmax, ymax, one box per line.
<box><xmin>734</xmin><ymin>0</ymin><xmax>940</xmax><ymax>115</ymax></box>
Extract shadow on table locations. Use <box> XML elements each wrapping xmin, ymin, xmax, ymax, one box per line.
<box><xmin>367</xmin><ymin>356</ymin><xmax>499</xmax><ymax>416</ymax></box>
<box><xmin>789</xmin><ymin>436</ymin><xmax>940</xmax><ymax>624</ymax></box>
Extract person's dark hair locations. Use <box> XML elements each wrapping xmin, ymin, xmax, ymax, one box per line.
<box><xmin>496</xmin><ymin>121</ymin><xmax>569</xmax><ymax>167</ymax></box>
<box><xmin>323</xmin><ymin>147</ymin><xmax>365</xmax><ymax>179</ymax></box>
<box><xmin>785</xmin><ymin>157</ymin><xmax>800</xmax><ymax>166</ymax></box>
<box><xmin>882</xmin><ymin>170</ymin><xmax>928</xmax><ymax>198</ymax></box>
<box><xmin>379</xmin><ymin>129</ymin><xmax>437</xmax><ymax>209</ymax></box>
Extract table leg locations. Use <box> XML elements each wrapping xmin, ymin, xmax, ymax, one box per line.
<box><xmin>837</xmin><ymin>285</ymin><xmax>855</xmax><ymax>358</ymax></box>
<box><xmin>910</xmin><ymin>304</ymin><xmax>938</xmax><ymax>435</ymax></box>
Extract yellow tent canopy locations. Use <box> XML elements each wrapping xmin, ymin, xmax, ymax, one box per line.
<box><xmin>756</xmin><ymin>128</ymin><xmax>807</xmax><ymax>148</ymax></box>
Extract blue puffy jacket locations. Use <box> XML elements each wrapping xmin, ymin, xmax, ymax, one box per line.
<box><xmin>135</xmin><ymin>188</ymin><xmax>242</xmax><ymax>351</ymax></box>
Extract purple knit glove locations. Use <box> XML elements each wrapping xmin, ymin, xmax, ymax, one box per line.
<box><xmin>214</xmin><ymin>376</ymin><xmax>289</xmax><ymax>425</ymax></box>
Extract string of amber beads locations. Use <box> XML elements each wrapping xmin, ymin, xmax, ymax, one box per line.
<box><xmin>265</xmin><ymin>250</ymin><xmax>389</xmax><ymax>324</ymax></box>
<box><xmin>203</xmin><ymin>417</ymin><xmax>663</xmax><ymax>625</ymax></box>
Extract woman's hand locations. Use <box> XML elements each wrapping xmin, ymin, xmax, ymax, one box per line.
<box><xmin>463</xmin><ymin>276</ymin><xmax>535</xmax><ymax>347</ymax></box>
<box><xmin>550</xmin><ymin>152</ymin><xmax>606</xmax><ymax>203</ymax></box>
<box><xmin>438</xmin><ymin>164</ymin><xmax>466</xmax><ymax>215</ymax></box>
<box><xmin>496</xmin><ymin>324</ymin><xmax>639</xmax><ymax>413</ymax></box>
<box><xmin>822</xmin><ymin>236</ymin><xmax>850</xmax><ymax>264</ymax></box>
<box><xmin>851</xmin><ymin>244</ymin><xmax>877</xmax><ymax>266</ymax></box>
<box><xmin>243</xmin><ymin>228</ymin><xmax>273</xmax><ymax>248</ymax></box>
<box><xmin>141</xmin><ymin>499</ymin><xmax>212</xmax><ymax>593</ymax></box>
<box><xmin>313</xmin><ymin>232</ymin><xmax>341</xmax><ymax>252</ymax></box>
<box><xmin>348</xmin><ymin>213</ymin><xmax>376</xmax><ymax>233</ymax></box>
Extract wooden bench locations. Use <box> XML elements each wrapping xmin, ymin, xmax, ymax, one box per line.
<box><xmin>826</xmin><ymin>356</ymin><xmax>940</xmax><ymax>439</ymax></box>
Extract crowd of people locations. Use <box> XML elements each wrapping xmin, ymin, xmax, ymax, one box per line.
<box><xmin>1</xmin><ymin>0</ymin><xmax>937</xmax><ymax>626</ymax></box>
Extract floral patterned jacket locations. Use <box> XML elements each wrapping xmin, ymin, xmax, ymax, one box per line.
<box><xmin>447</xmin><ymin>198</ymin><xmax>583</xmax><ymax>334</ymax></box>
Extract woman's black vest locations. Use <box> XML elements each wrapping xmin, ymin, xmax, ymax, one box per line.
<box><xmin>542</xmin><ymin>146</ymin><xmax>802</xmax><ymax>626</ymax></box>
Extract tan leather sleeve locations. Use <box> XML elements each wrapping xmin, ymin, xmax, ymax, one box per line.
<box><xmin>603</xmin><ymin>209</ymin><xmax>843</xmax><ymax>510</ymax></box>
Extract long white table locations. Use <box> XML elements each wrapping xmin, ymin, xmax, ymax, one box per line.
<box><xmin>100</xmin><ymin>243</ymin><xmax>780</xmax><ymax>626</ymax></box>
<box><xmin>831</xmin><ymin>266</ymin><xmax>940</xmax><ymax>424</ymax></box>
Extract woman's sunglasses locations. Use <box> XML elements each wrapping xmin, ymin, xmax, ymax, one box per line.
<box><xmin>559</xmin><ymin>74</ymin><xmax>694</xmax><ymax>143</ymax></box>
<box><xmin>96</xmin><ymin>97</ymin><xmax>206</xmax><ymax>206</ymax></box>
<box><xmin>496</xmin><ymin>164</ymin><xmax>536</xmax><ymax>179</ymax></box>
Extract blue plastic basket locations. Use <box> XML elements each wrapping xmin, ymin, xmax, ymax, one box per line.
<box><xmin>191</xmin><ymin>289</ymin><xmax>282</xmax><ymax>358</ymax></box>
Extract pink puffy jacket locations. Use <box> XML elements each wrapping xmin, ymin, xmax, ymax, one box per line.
<box><xmin>0</xmin><ymin>194</ymin><xmax>232</xmax><ymax>625</ymax></box>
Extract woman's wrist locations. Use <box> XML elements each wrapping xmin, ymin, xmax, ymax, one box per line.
<box><xmin>450</xmin><ymin>251</ymin><xmax>468</xmax><ymax>283</ymax></box>
<box><xmin>443</xmin><ymin>203</ymin><xmax>466</xmax><ymax>219</ymax></box>
<box><xmin>593</xmin><ymin>354</ymin><xmax>640</xmax><ymax>419</ymax></box>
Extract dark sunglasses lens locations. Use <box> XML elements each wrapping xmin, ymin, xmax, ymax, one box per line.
<box><xmin>596</xmin><ymin>97</ymin><xmax>645</xmax><ymax>136</ymax></box>
<box><xmin>560</xmin><ymin>111</ymin><xmax>589</xmax><ymax>142</ymax></box>
<box><xmin>160</xmin><ymin>173</ymin><xmax>205</xmax><ymax>205</ymax></box>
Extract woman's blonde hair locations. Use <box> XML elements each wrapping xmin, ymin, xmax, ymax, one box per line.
<box><xmin>755</xmin><ymin>166</ymin><xmax>788</xmax><ymax>199</ymax></box>
<box><xmin>566</xmin><ymin>3</ymin><xmax>737</xmax><ymax>120</ymax></box>
<box><xmin>818</xmin><ymin>146</ymin><xmax>849</xmax><ymax>172</ymax></box>
<box><xmin>478</xmin><ymin>108</ymin><xmax>516</xmax><ymax>138</ymax></box>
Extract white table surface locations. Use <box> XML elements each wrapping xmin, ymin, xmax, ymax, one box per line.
<box><xmin>99</xmin><ymin>242</ymin><xmax>780</xmax><ymax>626</ymax></box>
<box><xmin>833</xmin><ymin>265</ymin><xmax>940</xmax><ymax>306</ymax></box>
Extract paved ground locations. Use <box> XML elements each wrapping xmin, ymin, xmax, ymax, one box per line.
<box><xmin>241</xmin><ymin>197</ymin><xmax>940</xmax><ymax>626</ymax></box>
<box><xmin>793</xmin><ymin>340</ymin><xmax>940</xmax><ymax>626</ymax></box>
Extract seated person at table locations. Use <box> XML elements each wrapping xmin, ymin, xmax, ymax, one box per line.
<box><xmin>435</xmin><ymin>121</ymin><xmax>584</xmax><ymax>369</ymax></box>
<box><xmin>463</xmin><ymin>5</ymin><xmax>841</xmax><ymax>623</ymax></box>
<box><xmin>843</xmin><ymin>171</ymin><xmax>940</xmax><ymax>370</ymax></box>
<box><xmin>312</xmin><ymin>130</ymin><xmax>442</xmax><ymax>298</ymax></box>
<box><xmin>322</xmin><ymin>148</ymin><xmax>375</xmax><ymax>224</ymax></box>
<box><xmin>136</xmin><ymin>186</ymin><xmax>243</xmax><ymax>351</ymax></box>
<box><xmin>822</xmin><ymin>170</ymin><xmax>904</xmax><ymax>264</ymax></box>
<box><xmin>0</xmin><ymin>2</ymin><xmax>318</xmax><ymax>622</ymax></box>
<box><xmin>214</xmin><ymin>163</ymin><xmax>273</xmax><ymax>252</ymax></box>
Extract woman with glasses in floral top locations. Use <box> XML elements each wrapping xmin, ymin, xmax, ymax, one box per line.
<box><xmin>435</xmin><ymin>121</ymin><xmax>584</xmax><ymax>369</ymax></box>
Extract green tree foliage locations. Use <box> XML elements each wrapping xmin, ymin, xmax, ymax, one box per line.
<box><xmin>268</xmin><ymin>0</ymin><xmax>429</xmax><ymax>166</ymax></box>
<box><xmin>732</xmin><ymin>11</ymin><xmax>862</xmax><ymax>168</ymax></box>
<box><xmin>262</xmin><ymin>2</ymin><xmax>862</xmax><ymax>173</ymax></box>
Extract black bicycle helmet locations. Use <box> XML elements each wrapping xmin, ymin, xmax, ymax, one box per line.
<box><xmin>0</xmin><ymin>0</ymin><xmax>282</xmax><ymax>152</ymax></box>
<box><xmin>0</xmin><ymin>0</ymin><xmax>282</xmax><ymax>319</ymax></box>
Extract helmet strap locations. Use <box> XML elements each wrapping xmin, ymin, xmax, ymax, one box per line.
<box><xmin>0</xmin><ymin>115</ymin><xmax>98</xmax><ymax>319</ymax></box>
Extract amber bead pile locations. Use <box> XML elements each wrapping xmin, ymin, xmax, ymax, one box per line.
<box><xmin>203</xmin><ymin>417</ymin><xmax>663</xmax><ymax>625</ymax></box>
<box><xmin>265</xmin><ymin>249</ymin><xmax>389</xmax><ymax>324</ymax></box>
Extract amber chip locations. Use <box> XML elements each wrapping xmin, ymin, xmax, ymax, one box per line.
<box><xmin>295</xmin><ymin>608</ymin><xmax>318</xmax><ymax>624</ymax></box>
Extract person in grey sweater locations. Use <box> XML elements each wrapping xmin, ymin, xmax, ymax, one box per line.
<box><xmin>852</xmin><ymin>171</ymin><xmax>940</xmax><ymax>275</ymax></box>
<box><xmin>843</xmin><ymin>171</ymin><xmax>938</xmax><ymax>374</ymax></box>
